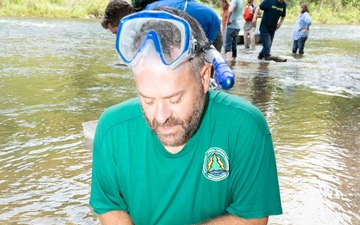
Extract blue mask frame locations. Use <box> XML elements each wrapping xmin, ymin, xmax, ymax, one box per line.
<box><xmin>115</xmin><ymin>11</ymin><xmax>197</xmax><ymax>69</ymax></box>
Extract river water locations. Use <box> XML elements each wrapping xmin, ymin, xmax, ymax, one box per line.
<box><xmin>0</xmin><ymin>17</ymin><xmax>359</xmax><ymax>225</ymax></box>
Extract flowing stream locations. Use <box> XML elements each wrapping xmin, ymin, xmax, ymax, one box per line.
<box><xmin>0</xmin><ymin>17</ymin><xmax>359</xmax><ymax>224</ymax></box>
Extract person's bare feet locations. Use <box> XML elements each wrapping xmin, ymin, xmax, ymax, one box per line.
<box><xmin>225</xmin><ymin>52</ymin><xmax>236</xmax><ymax>62</ymax></box>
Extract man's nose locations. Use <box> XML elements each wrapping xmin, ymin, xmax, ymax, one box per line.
<box><xmin>155</xmin><ymin>101</ymin><xmax>172</xmax><ymax>124</ymax></box>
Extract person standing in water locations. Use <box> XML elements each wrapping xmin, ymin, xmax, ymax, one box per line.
<box><xmin>292</xmin><ymin>3</ymin><xmax>312</xmax><ymax>55</ymax></box>
<box><xmin>252</xmin><ymin>0</ymin><xmax>286</xmax><ymax>60</ymax></box>
<box><xmin>224</xmin><ymin>0</ymin><xmax>243</xmax><ymax>61</ymax></box>
<box><xmin>243</xmin><ymin>0</ymin><xmax>261</xmax><ymax>51</ymax></box>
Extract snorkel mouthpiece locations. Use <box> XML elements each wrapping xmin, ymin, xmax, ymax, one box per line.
<box><xmin>204</xmin><ymin>45</ymin><xmax>234</xmax><ymax>90</ymax></box>
<box><xmin>212</xmin><ymin>59</ymin><xmax>234</xmax><ymax>90</ymax></box>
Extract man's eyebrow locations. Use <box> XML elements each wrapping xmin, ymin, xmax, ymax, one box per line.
<box><xmin>138</xmin><ymin>90</ymin><xmax>184</xmax><ymax>99</ymax></box>
<box><xmin>138</xmin><ymin>91</ymin><xmax>153</xmax><ymax>99</ymax></box>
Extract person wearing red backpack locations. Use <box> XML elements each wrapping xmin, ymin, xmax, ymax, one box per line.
<box><xmin>243</xmin><ymin>0</ymin><xmax>261</xmax><ymax>51</ymax></box>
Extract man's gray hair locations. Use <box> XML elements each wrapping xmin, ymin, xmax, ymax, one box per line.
<box><xmin>152</xmin><ymin>7</ymin><xmax>208</xmax><ymax>82</ymax></box>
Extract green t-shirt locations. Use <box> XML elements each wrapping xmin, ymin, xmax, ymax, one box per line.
<box><xmin>90</xmin><ymin>90</ymin><xmax>282</xmax><ymax>224</ymax></box>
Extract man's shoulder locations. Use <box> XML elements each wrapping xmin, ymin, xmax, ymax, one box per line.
<box><xmin>104</xmin><ymin>97</ymin><xmax>140</xmax><ymax>114</ymax></box>
<box><xmin>259</xmin><ymin>0</ymin><xmax>271</xmax><ymax>9</ymax></box>
<box><xmin>185</xmin><ymin>1</ymin><xmax>220</xmax><ymax>30</ymax></box>
<box><xmin>187</xmin><ymin>0</ymin><xmax>218</xmax><ymax>16</ymax></box>
<box><xmin>208</xmin><ymin>90</ymin><xmax>270</xmax><ymax>134</ymax></box>
<box><xmin>97</xmin><ymin>98</ymin><xmax>143</xmax><ymax>130</ymax></box>
<box><xmin>233</xmin><ymin>0</ymin><xmax>244</xmax><ymax>14</ymax></box>
<box><xmin>209</xmin><ymin>91</ymin><xmax>264</xmax><ymax>120</ymax></box>
<box><xmin>230</xmin><ymin>0</ymin><xmax>242</xmax><ymax>6</ymax></box>
<box><xmin>146</xmin><ymin>0</ymin><xmax>184</xmax><ymax>9</ymax></box>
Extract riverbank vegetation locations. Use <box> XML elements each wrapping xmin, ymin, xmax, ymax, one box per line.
<box><xmin>0</xmin><ymin>0</ymin><xmax>359</xmax><ymax>24</ymax></box>
<box><xmin>0</xmin><ymin>0</ymin><xmax>107</xmax><ymax>18</ymax></box>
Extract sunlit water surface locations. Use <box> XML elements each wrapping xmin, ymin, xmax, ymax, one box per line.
<box><xmin>0</xmin><ymin>17</ymin><xmax>359</xmax><ymax>225</ymax></box>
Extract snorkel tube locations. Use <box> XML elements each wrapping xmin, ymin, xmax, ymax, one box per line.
<box><xmin>204</xmin><ymin>45</ymin><xmax>234</xmax><ymax>90</ymax></box>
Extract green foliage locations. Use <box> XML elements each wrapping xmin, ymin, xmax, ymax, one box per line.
<box><xmin>286</xmin><ymin>2</ymin><xmax>360</xmax><ymax>24</ymax></box>
<box><xmin>85</xmin><ymin>0</ymin><xmax>108</xmax><ymax>18</ymax></box>
<box><xmin>0</xmin><ymin>0</ymin><xmax>359</xmax><ymax>23</ymax></box>
<box><xmin>0</xmin><ymin>0</ymin><xmax>108</xmax><ymax>18</ymax></box>
<box><xmin>282</xmin><ymin>0</ymin><xmax>301</xmax><ymax>8</ymax></box>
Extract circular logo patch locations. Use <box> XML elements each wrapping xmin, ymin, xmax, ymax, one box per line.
<box><xmin>202</xmin><ymin>147</ymin><xmax>229</xmax><ymax>181</ymax></box>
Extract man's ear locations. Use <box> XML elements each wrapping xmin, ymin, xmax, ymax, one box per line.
<box><xmin>200</xmin><ymin>64</ymin><xmax>212</xmax><ymax>94</ymax></box>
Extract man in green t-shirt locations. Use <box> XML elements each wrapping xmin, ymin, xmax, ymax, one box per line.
<box><xmin>90</xmin><ymin>7</ymin><xmax>282</xmax><ymax>225</ymax></box>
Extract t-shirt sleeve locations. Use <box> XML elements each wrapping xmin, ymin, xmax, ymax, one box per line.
<box><xmin>226</xmin><ymin>133</ymin><xmax>282</xmax><ymax>219</ymax></box>
<box><xmin>230</xmin><ymin>0</ymin><xmax>237</xmax><ymax>8</ymax></box>
<box><xmin>259</xmin><ymin>0</ymin><xmax>270</xmax><ymax>10</ymax></box>
<box><xmin>89</xmin><ymin>140</ymin><xmax>129</xmax><ymax>215</ymax></box>
<box><xmin>305</xmin><ymin>14</ymin><xmax>312</xmax><ymax>26</ymax></box>
<box><xmin>281</xmin><ymin>3</ymin><xmax>286</xmax><ymax>17</ymax></box>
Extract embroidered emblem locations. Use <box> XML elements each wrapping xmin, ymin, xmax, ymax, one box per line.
<box><xmin>202</xmin><ymin>147</ymin><xmax>229</xmax><ymax>181</ymax></box>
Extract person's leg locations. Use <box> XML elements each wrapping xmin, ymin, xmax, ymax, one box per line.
<box><xmin>268</xmin><ymin>32</ymin><xmax>275</xmax><ymax>58</ymax></box>
<box><xmin>292</xmin><ymin>39</ymin><xmax>298</xmax><ymax>54</ymax></box>
<box><xmin>260</xmin><ymin>32</ymin><xmax>271</xmax><ymax>59</ymax></box>
<box><xmin>222</xmin><ymin>30</ymin><xmax>226</xmax><ymax>53</ymax></box>
<box><xmin>231</xmin><ymin>28</ymin><xmax>240</xmax><ymax>58</ymax></box>
<box><xmin>249</xmin><ymin>27</ymin><xmax>256</xmax><ymax>50</ymax></box>
<box><xmin>264</xmin><ymin>32</ymin><xmax>276</xmax><ymax>60</ymax></box>
<box><xmin>244</xmin><ymin>29</ymin><xmax>250</xmax><ymax>49</ymax></box>
<box><xmin>258</xmin><ymin>32</ymin><xmax>265</xmax><ymax>59</ymax></box>
<box><xmin>298</xmin><ymin>36</ymin><xmax>308</xmax><ymax>54</ymax></box>
<box><xmin>224</xmin><ymin>27</ymin><xmax>233</xmax><ymax>60</ymax></box>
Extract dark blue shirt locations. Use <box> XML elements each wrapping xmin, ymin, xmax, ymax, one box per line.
<box><xmin>259</xmin><ymin>0</ymin><xmax>286</xmax><ymax>35</ymax></box>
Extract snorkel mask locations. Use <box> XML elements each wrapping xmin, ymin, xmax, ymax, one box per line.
<box><xmin>116</xmin><ymin>11</ymin><xmax>199</xmax><ymax>69</ymax></box>
<box><xmin>115</xmin><ymin>10</ymin><xmax>234</xmax><ymax>90</ymax></box>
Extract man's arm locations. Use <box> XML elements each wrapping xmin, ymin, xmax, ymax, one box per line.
<box><xmin>99</xmin><ymin>210</ymin><xmax>134</xmax><ymax>225</ymax></box>
<box><xmin>301</xmin><ymin>26</ymin><xmax>309</xmax><ymax>32</ymax></box>
<box><xmin>199</xmin><ymin>214</ymin><xmax>268</xmax><ymax>225</ymax></box>
<box><xmin>256</xmin><ymin>7</ymin><xmax>262</xmax><ymax>18</ymax></box>
<box><xmin>227</xmin><ymin>5</ymin><xmax>235</xmax><ymax>24</ymax></box>
<box><xmin>276</xmin><ymin>16</ymin><xmax>285</xmax><ymax>30</ymax></box>
<box><xmin>302</xmin><ymin>15</ymin><xmax>312</xmax><ymax>32</ymax></box>
<box><xmin>251</xmin><ymin>6</ymin><xmax>261</xmax><ymax>26</ymax></box>
<box><xmin>222</xmin><ymin>12</ymin><xmax>229</xmax><ymax>33</ymax></box>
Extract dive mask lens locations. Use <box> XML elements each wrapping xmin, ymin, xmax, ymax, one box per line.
<box><xmin>115</xmin><ymin>11</ymin><xmax>196</xmax><ymax>69</ymax></box>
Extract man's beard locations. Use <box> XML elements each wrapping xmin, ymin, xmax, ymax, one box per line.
<box><xmin>144</xmin><ymin>88</ymin><xmax>205</xmax><ymax>147</ymax></box>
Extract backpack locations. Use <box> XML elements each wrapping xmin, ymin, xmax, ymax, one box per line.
<box><xmin>243</xmin><ymin>5</ymin><xmax>254</xmax><ymax>21</ymax></box>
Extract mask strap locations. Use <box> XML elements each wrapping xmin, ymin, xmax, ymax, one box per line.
<box><xmin>200</xmin><ymin>43</ymin><xmax>214</xmax><ymax>53</ymax></box>
<box><xmin>183</xmin><ymin>0</ymin><xmax>188</xmax><ymax>12</ymax></box>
